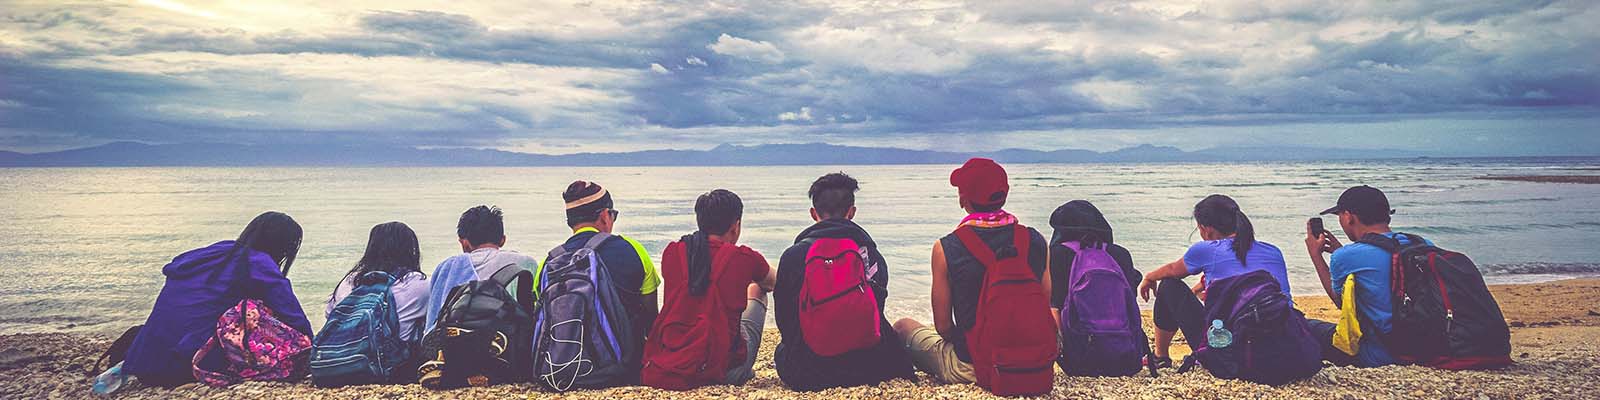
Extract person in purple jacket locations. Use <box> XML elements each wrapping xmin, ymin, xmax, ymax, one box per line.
<box><xmin>123</xmin><ymin>211</ymin><xmax>313</xmax><ymax>387</ymax></box>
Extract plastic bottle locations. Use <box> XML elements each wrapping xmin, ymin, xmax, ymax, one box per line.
<box><xmin>1207</xmin><ymin>319</ymin><xmax>1233</xmax><ymax>348</ymax></box>
<box><xmin>92</xmin><ymin>361</ymin><xmax>129</xmax><ymax>396</ymax></box>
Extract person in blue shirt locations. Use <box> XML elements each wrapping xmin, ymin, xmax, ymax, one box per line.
<box><xmin>1306</xmin><ymin>185</ymin><xmax>1414</xmax><ymax>367</ymax></box>
<box><xmin>1138</xmin><ymin>194</ymin><xmax>1293</xmax><ymax>368</ymax></box>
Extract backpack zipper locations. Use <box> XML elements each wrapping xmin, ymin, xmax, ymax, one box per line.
<box><xmin>1245</xmin><ymin>339</ymin><xmax>1254</xmax><ymax>370</ymax></box>
<box><xmin>1428</xmin><ymin>252</ymin><xmax>1454</xmax><ymax>333</ymax></box>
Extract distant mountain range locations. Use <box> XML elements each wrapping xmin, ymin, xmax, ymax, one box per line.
<box><xmin>0</xmin><ymin>141</ymin><xmax>1438</xmax><ymax>167</ymax></box>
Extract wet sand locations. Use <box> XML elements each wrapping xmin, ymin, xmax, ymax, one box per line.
<box><xmin>4</xmin><ymin>278</ymin><xmax>1598</xmax><ymax>399</ymax></box>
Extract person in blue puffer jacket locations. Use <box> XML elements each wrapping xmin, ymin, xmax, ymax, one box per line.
<box><xmin>123</xmin><ymin>211</ymin><xmax>313</xmax><ymax>387</ymax></box>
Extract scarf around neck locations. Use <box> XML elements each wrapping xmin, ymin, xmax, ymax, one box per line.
<box><xmin>958</xmin><ymin>210</ymin><xmax>1018</xmax><ymax>229</ymax></box>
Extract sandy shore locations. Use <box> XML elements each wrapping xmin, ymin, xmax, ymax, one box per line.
<box><xmin>5</xmin><ymin>279</ymin><xmax>1598</xmax><ymax>399</ymax></box>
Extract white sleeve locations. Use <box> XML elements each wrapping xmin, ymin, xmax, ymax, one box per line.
<box><xmin>392</xmin><ymin>272</ymin><xmax>432</xmax><ymax>339</ymax></box>
<box><xmin>324</xmin><ymin>276</ymin><xmax>355</xmax><ymax>319</ymax></box>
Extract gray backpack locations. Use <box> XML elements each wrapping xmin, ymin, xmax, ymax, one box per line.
<box><xmin>533</xmin><ymin>233</ymin><xmax>637</xmax><ymax>391</ymax></box>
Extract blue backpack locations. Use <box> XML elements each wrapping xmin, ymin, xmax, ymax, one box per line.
<box><xmin>1056</xmin><ymin>242</ymin><xmax>1154</xmax><ymax>377</ymax></box>
<box><xmin>534</xmin><ymin>233</ymin><xmax>637</xmax><ymax>391</ymax></box>
<box><xmin>1179</xmin><ymin>270</ymin><xmax>1322</xmax><ymax>385</ymax></box>
<box><xmin>311</xmin><ymin>271</ymin><xmax>415</xmax><ymax>387</ymax></box>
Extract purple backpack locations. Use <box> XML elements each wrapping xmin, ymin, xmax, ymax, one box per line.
<box><xmin>192</xmin><ymin>299</ymin><xmax>313</xmax><ymax>386</ymax></box>
<box><xmin>1056</xmin><ymin>242</ymin><xmax>1152</xmax><ymax>377</ymax></box>
<box><xmin>1184</xmin><ymin>270</ymin><xmax>1322</xmax><ymax>385</ymax></box>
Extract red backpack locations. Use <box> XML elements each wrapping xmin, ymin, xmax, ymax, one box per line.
<box><xmin>641</xmin><ymin>243</ymin><xmax>739</xmax><ymax>390</ymax></box>
<box><xmin>799</xmin><ymin>238</ymin><xmax>882</xmax><ymax>356</ymax></box>
<box><xmin>954</xmin><ymin>225</ymin><xmax>1057</xmax><ymax>396</ymax></box>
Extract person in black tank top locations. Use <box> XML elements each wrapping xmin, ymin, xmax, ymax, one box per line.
<box><xmin>891</xmin><ymin>158</ymin><xmax>1052</xmax><ymax>384</ymax></box>
<box><xmin>938</xmin><ymin>225</ymin><xmax>1049</xmax><ymax>363</ymax></box>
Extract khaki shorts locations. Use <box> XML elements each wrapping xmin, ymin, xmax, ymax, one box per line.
<box><xmin>900</xmin><ymin>326</ymin><xmax>976</xmax><ymax>384</ymax></box>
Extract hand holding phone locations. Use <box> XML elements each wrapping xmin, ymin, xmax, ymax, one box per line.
<box><xmin>1305</xmin><ymin>217</ymin><xmax>1341</xmax><ymax>254</ymax></box>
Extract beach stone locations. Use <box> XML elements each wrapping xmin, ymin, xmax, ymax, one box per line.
<box><xmin>0</xmin><ymin>348</ymin><xmax>40</xmax><ymax>367</ymax></box>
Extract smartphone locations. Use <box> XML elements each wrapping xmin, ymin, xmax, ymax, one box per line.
<box><xmin>1308</xmin><ymin>217</ymin><xmax>1328</xmax><ymax>237</ymax></box>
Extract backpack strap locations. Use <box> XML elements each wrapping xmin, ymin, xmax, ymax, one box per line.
<box><xmin>953</xmin><ymin>226</ymin><xmax>999</xmax><ymax>266</ymax></box>
<box><xmin>545</xmin><ymin>232</ymin><xmax>614</xmax><ymax>261</ymax></box>
<box><xmin>488</xmin><ymin>262</ymin><xmax>523</xmax><ymax>286</ymax></box>
<box><xmin>546</xmin><ymin>245</ymin><xmax>570</xmax><ymax>261</ymax></box>
<box><xmin>583</xmin><ymin>232</ymin><xmax>614</xmax><ymax>251</ymax></box>
<box><xmin>489</xmin><ymin>262</ymin><xmax>536</xmax><ymax>312</ymax></box>
<box><xmin>1010</xmin><ymin>224</ymin><xmax>1030</xmax><ymax>261</ymax></box>
<box><xmin>90</xmin><ymin>325</ymin><xmax>143</xmax><ymax>377</ymax></box>
<box><xmin>953</xmin><ymin>225</ymin><xmax>1029</xmax><ymax>263</ymax></box>
<box><xmin>1355</xmin><ymin>233</ymin><xmax>1401</xmax><ymax>254</ymax></box>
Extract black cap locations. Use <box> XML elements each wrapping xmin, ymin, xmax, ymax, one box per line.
<box><xmin>1320</xmin><ymin>185</ymin><xmax>1394</xmax><ymax>221</ymax></box>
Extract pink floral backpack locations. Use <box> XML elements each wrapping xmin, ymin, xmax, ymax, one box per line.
<box><xmin>192</xmin><ymin>299</ymin><xmax>313</xmax><ymax>386</ymax></box>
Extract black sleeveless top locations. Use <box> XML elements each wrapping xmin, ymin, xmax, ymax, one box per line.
<box><xmin>939</xmin><ymin>224</ymin><xmax>1048</xmax><ymax>362</ymax></box>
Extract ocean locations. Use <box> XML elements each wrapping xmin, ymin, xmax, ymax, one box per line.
<box><xmin>2</xmin><ymin>159</ymin><xmax>1598</xmax><ymax>335</ymax></box>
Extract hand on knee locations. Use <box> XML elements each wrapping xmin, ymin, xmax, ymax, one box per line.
<box><xmin>893</xmin><ymin>318</ymin><xmax>923</xmax><ymax>335</ymax></box>
<box><xmin>746</xmin><ymin>282</ymin><xmax>765</xmax><ymax>300</ymax></box>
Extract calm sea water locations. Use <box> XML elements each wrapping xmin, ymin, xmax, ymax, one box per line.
<box><xmin>2</xmin><ymin>160</ymin><xmax>1598</xmax><ymax>335</ymax></box>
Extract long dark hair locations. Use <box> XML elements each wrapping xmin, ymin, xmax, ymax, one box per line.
<box><xmin>1193</xmin><ymin>194</ymin><xmax>1255</xmax><ymax>265</ymax></box>
<box><xmin>335</xmin><ymin>222</ymin><xmax>422</xmax><ymax>293</ymax></box>
<box><xmin>233</xmin><ymin>211</ymin><xmax>303</xmax><ymax>275</ymax></box>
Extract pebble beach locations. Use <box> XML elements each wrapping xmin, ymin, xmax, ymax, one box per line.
<box><xmin>4</xmin><ymin>278</ymin><xmax>1597</xmax><ymax>399</ymax></box>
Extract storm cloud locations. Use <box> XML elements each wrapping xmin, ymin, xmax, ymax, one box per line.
<box><xmin>0</xmin><ymin>0</ymin><xmax>1595</xmax><ymax>154</ymax></box>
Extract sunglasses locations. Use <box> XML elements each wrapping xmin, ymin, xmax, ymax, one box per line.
<box><xmin>607</xmin><ymin>209</ymin><xmax>620</xmax><ymax>220</ymax></box>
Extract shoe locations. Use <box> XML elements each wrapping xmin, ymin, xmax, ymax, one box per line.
<box><xmin>418</xmin><ymin>360</ymin><xmax>444</xmax><ymax>389</ymax></box>
<box><xmin>1145</xmin><ymin>355</ymin><xmax>1174</xmax><ymax>370</ymax></box>
<box><xmin>1175</xmin><ymin>355</ymin><xmax>1201</xmax><ymax>374</ymax></box>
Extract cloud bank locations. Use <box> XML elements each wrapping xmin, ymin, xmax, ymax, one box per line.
<box><xmin>0</xmin><ymin>0</ymin><xmax>1596</xmax><ymax>155</ymax></box>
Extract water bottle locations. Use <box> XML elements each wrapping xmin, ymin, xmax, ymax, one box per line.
<box><xmin>1207</xmin><ymin>319</ymin><xmax>1233</xmax><ymax>349</ymax></box>
<box><xmin>92</xmin><ymin>361</ymin><xmax>128</xmax><ymax>396</ymax></box>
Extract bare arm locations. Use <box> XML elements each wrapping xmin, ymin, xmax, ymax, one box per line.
<box><xmin>1305</xmin><ymin>229</ymin><xmax>1343</xmax><ymax>306</ymax></box>
<box><xmin>758</xmin><ymin>265</ymin><xmax>777</xmax><ymax>292</ymax></box>
<box><xmin>640</xmin><ymin>291</ymin><xmax>659</xmax><ymax>338</ymax></box>
<box><xmin>931</xmin><ymin>241</ymin><xmax>955</xmax><ymax>338</ymax></box>
<box><xmin>1046</xmin><ymin>248</ymin><xmax>1060</xmax><ymax>325</ymax></box>
<box><xmin>1137</xmin><ymin>258</ymin><xmax>1191</xmax><ymax>302</ymax></box>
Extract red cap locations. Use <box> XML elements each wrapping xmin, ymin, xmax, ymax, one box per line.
<box><xmin>950</xmin><ymin>158</ymin><xmax>1009</xmax><ymax>209</ymax></box>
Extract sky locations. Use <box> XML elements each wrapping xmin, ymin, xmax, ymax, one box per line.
<box><xmin>1</xmin><ymin>0</ymin><xmax>1597</xmax><ymax>155</ymax></box>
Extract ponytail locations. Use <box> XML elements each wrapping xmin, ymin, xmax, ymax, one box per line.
<box><xmin>1231</xmin><ymin>209</ymin><xmax>1254</xmax><ymax>265</ymax></box>
<box><xmin>1194</xmin><ymin>194</ymin><xmax>1254</xmax><ymax>265</ymax></box>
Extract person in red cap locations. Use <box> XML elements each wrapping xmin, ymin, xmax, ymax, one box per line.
<box><xmin>892</xmin><ymin>158</ymin><xmax>1055</xmax><ymax>387</ymax></box>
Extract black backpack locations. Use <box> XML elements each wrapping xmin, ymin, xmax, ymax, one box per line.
<box><xmin>1178</xmin><ymin>270</ymin><xmax>1323</xmax><ymax>385</ymax></box>
<box><xmin>418</xmin><ymin>264</ymin><xmax>535</xmax><ymax>389</ymax></box>
<box><xmin>533</xmin><ymin>233</ymin><xmax>637</xmax><ymax>392</ymax></box>
<box><xmin>1358</xmin><ymin>233</ymin><xmax>1512</xmax><ymax>370</ymax></box>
